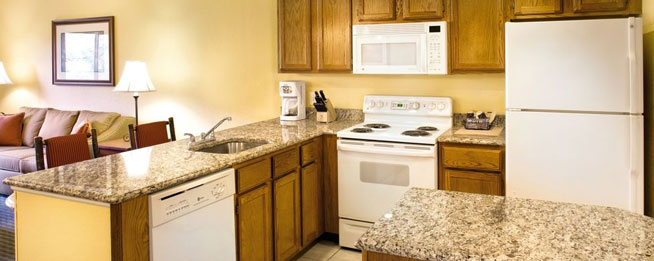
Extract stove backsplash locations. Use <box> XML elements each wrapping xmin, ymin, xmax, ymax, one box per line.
<box><xmin>453</xmin><ymin>113</ymin><xmax>505</xmax><ymax>127</ymax></box>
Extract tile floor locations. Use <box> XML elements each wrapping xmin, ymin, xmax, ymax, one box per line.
<box><xmin>298</xmin><ymin>240</ymin><xmax>361</xmax><ymax>261</ymax></box>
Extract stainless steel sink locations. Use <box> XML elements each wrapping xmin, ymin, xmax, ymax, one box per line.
<box><xmin>196</xmin><ymin>140</ymin><xmax>268</xmax><ymax>154</ymax></box>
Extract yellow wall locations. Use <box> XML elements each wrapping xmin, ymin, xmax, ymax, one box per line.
<box><xmin>0</xmin><ymin>0</ymin><xmax>504</xmax><ymax>135</ymax></box>
<box><xmin>14</xmin><ymin>191</ymin><xmax>111</xmax><ymax>261</ymax></box>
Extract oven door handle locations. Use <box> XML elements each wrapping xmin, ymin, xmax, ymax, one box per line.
<box><xmin>338</xmin><ymin>143</ymin><xmax>435</xmax><ymax>158</ymax></box>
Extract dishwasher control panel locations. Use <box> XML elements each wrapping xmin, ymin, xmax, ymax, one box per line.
<box><xmin>149</xmin><ymin>168</ymin><xmax>236</xmax><ymax>227</ymax></box>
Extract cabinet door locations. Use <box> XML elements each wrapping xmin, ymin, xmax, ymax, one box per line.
<box><xmin>402</xmin><ymin>0</ymin><xmax>444</xmax><ymax>20</ymax></box>
<box><xmin>512</xmin><ymin>0</ymin><xmax>563</xmax><ymax>15</ymax></box>
<box><xmin>451</xmin><ymin>0</ymin><xmax>505</xmax><ymax>72</ymax></box>
<box><xmin>572</xmin><ymin>0</ymin><xmax>628</xmax><ymax>12</ymax></box>
<box><xmin>322</xmin><ymin>134</ymin><xmax>339</xmax><ymax>234</ymax></box>
<box><xmin>317</xmin><ymin>0</ymin><xmax>352</xmax><ymax>71</ymax></box>
<box><xmin>279</xmin><ymin>0</ymin><xmax>312</xmax><ymax>71</ymax></box>
<box><xmin>355</xmin><ymin>0</ymin><xmax>397</xmax><ymax>22</ymax></box>
<box><xmin>301</xmin><ymin>163</ymin><xmax>324</xmax><ymax>246</ymax></box>
<box><xmin>237</xmin><ymin>184</ymin><xmax>273</xmax><ymax>261</ymax></box>
<box><xmin>442</xmin><ymin>169</ymin><xmax>503</xmax><ymax>196</ymax></box>
<box><xmin>274</xmin><ymin>171</ymin><xmax>302</xmax><ymax>260</ymax></box>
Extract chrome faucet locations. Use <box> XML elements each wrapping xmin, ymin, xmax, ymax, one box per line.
<box><xmin>201</xmin><ymin>117</ymin><xmax>232</xmax><ymax>140</ymax></box>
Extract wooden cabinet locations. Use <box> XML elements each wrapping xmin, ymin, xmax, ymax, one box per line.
<box><xmin>316</xmin><ymin>0</ymin><xmax>353</xmax><ymax>71</ymax></box>
<box><xmin>402</xmin><ymin>0</ymin><xmax>445</xmax><ymax>20</ymax></box>
<box><xmin>322</xmin><ymin>134</ymin><xmax>339</xmax><ymax>234</ymax></box>
<box><xmin>237</xmin><ymin>184</ymin><xmax>274</xmax><ymax>261</ymax></box>
<box><xmin>301</xmin><ymin>163</ymin><xmax>324</xmax><ymax>245</ymax></box>
<box><xmin>278</xmin><ymin>0</ymin><xmax>312</xmax><ymax>71</ymax></box>
<box><xmin>513</xmin><ymin>0</ymin><xmax>564</xmax><ymax>15</ymax></box>
<box><xmin>507</xmin><ymin>0</ymin><xmax>641</xmax><ymax>20</ymax></box>
<box><xmin>273</xmin><ymin>171</ymin><xmax>302</xmax><ymax>260</ymax></box>
<box><xmin>279</xmin><ymin>0</ymin><xmax>352</xmax><ymax>72</ymax></box>
<box><xmin>572</xmin><ymin>0</ymin><xmax>627</xmax><ymax>12</ymax></box>
<box><xmin>442</xmin><ymin>169</ymin><xmax>503</xmax><ymax>196</ymax></box>
<box><xmin>450</xmin><ymin>0</ymin><xmax>505</xmax><ymax>72</ymax></box>
<box><xmin>439</xmin><ymin>143</ymin><xmax>505</xmax><ymax>196</ymax></box>
<box><xmin>353</xmin><ymin>0</ymin><xmax>445</xmax><ymax>24</ymax></box>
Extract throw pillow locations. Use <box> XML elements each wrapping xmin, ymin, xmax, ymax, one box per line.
<box><xmin>71</xmin><ymin>120</ymin><xmax>90</xmax><ymax>135</ymax></box>
<box><xmin>0</xmin><ymin>113</ymin><xmax>25</xmax><ymax>146</ymax></box>
<box><xmin>74</xmin><ymin>110</ymin><xmax>120</xmax><ymax>136</ymax></box>
<box><xmin>19</xmin><ymin>107</ymin><xmax>48</xmax><ymax>147</ymax></box>
<box><xmin>38</xmin><ymin>109</ymin><xmax>80</xmax><ymax>140</ymax></box>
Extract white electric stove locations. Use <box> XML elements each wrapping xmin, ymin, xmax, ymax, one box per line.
<box><xmin>336</xmin><ymin>95</ymin><xmax>452</xmax><ymax>248</ymax></box>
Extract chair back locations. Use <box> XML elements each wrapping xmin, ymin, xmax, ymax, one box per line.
<box><xmin>128</xmin><ymin>117</ymin><xmax>176</xmax><ymax>149</ymax></box>
<box><xmin>34</xmin><ymin>129</ymin><xmax>100</xmax><ymax>170</ymax></box>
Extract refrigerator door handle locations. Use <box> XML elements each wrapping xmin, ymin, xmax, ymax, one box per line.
<box><xmin>629</xmin><ymin>116</ymin><xmax>644</xmax><ymax>214</ymax></box>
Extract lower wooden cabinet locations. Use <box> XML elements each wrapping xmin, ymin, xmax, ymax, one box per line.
<box><xmin>442</xmin><ymin>169</ymin><xmax>503</xmax><ymax>196</ymax></box>
<box><xmin>237</xmin><ymin>184</ymin><xmax>274</xmax><ymax>261</ymax></box>
<box><xmin>274</xmin><ymin>171</ymin><xmax>302</xmax><ymax>260</ymax></box>
<box><xmin>439</xmin><ymin>142</ymin><xmax>505</xmax><ymax>196</ymax></box>
<box><xmin>301</xmin><ymin>162</ymin><xmax>324</xmax><ymax>245</ymax></box>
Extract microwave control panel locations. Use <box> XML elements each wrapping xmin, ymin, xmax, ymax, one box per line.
<box><xmin>426</xmin><ymin>22</ymin><xmax>447</xmax><ymax>75</ymax></box>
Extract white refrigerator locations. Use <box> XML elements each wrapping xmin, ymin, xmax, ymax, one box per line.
<box><xmin>505</xmin><ymin>18</ymin><xmax>644</xmax><ymax>214</ymax></box>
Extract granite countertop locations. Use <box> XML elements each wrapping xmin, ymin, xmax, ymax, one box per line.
<box><xmin>438</xmin><ymin>114</ymin><xmax>506</xmax><ymax>146</ymax></box>
<box><xmin>357</xmin><ymin>188</ymin><xmax>654</xmax><ymax>260</ymax></box>
<box><xmin>4</xmin><ymin>111</ymin><xmax>362</xmax><ymax>204</ymax></box>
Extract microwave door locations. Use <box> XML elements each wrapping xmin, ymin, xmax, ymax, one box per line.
<box><xmin>354</xmin><ymin>34</ymin><xmax>426</xmax><ymax>74</ymax></box>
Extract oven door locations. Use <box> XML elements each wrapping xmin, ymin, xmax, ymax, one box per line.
<box><xmin>353</xmin><ymin>34</ymin><xmax>427</xmax><ymax>74</ymax></box>
<box><xmin>337</xmin><ymin>139</ymin><xmax>437</xmax><ymax>222</ymax></box>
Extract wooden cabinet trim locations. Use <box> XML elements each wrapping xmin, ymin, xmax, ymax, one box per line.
<box><xmin>322</xmin><ymin>134</ymin><xmax>339</xmax><ymax>234</ymax></box>
<box><xmin>236</xmin><ymin>158</ymin><xmax>272</xmax><ymax>194</ymax></box>
<box><xmin>572</xmin><ymin>0</ymin><xmax>628</xmax><ymax>13</ymax></box>
<box><xmin>111</xmin><ymin>195</ymin><xmax>149</xmax><ymax>261</ymax></box>
<box><xmin>443</xmin><ymin>169</ymin><xmax>503</xmax><ymax>196</ymax></box>
<box><xmin>273</xmin><ymin>146</ymin><xmax>300</xmax><ymax>178</ymax></box>
<box><xmin>507</xmin><ymin>0</ymin><xmax>641</xmax><ymax>20</ymax></box>
<box><xmin>513</xmin><ymin>0</ymin><xmax>564</xmax><ymax>15</ymax></box>
<box><xmin>441</xmin><ymin>144</ymin><xmax>504</xmax><ymax>172</ymax></box>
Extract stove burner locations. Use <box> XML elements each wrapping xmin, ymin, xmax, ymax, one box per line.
<box><xmin>417</xmin><ymin>126</ymin><xmax>439</xmax><ymax>131</ymax></box>
<box><xmin>351</xmin><ymin>128</ymin><xmax>374</xmax><ymax>133</ymax></box>
<box><xmin>402</xmin><ymin>130</ymin><xmax>432</xmax><ymax>137</ymax></box>
<box><xmin>364</xmin><ymin>123</ymin><xmax>391</xmax><ymax>129</ymax></box>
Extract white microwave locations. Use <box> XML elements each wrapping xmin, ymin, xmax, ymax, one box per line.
<box><xmin>352</xmin><ymin>21</ymin><xmax>447</xmax><ymax>75</ymax></box>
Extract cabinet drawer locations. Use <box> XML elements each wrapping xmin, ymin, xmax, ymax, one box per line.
<box><xmin>237</xmin><ymin>159</ymin><xmax>271</xmax><ymax>193</ymax></box>
<box><xmin>301</xmin><ymin>139</ymin><xmax>320</xmax><ymax>166</ymax></box>
<box><xmin>273</xmin><ymin>147</ymin><xmax>300</xmax><ymax>178</ymax></box>
<box><xmin>442</xmin><ymin>145</ymin><xmax>502</xmax><ymax>172</ymax></box>
<box><xmin>442</xmin><ymin>169</ymin><xmax>503</xmax><ymax>196</ymax></box>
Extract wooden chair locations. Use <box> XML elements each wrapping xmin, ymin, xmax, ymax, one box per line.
<box><xmin>34</xmin><ymin>129</ymin><xmax>100</xmax><ymax>171</ymax></box>
<box><xmin>128</xmin><ymin>117</ymin><xmax>176</xmax><ymax>150</ymax></box>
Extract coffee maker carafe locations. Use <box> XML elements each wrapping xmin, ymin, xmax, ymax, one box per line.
<box><xmin>280</xmin><ymin>81</ymin><xmax>306</xmax><ymax>121</ymax></box>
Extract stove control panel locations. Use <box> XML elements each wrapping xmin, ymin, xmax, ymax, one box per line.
<box><xmin>364</xmin><ymin>96</ymin><xmax>452</xmax><ymax>116</ymax></box>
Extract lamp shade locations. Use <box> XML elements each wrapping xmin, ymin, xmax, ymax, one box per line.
<box><xmin>0</xmin><ymin>62</ymin><xmax>12</xmax><ymax>85</ymax></box>
<box><xmin>113</xmin><ymin>61</ymin><xmax>155</xmax><ymax>93</ymax></box>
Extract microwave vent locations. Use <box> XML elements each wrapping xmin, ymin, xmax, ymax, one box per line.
<box><xmin>354</xmin><ymin>23</ymin><xmax>433</xmax><ymax>36</ymax></box>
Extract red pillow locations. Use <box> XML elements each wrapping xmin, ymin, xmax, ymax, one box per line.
<box><xmin>0</xmin><ymin>113</ymin><xmax>25</xmax><ymax>146</ymax></box>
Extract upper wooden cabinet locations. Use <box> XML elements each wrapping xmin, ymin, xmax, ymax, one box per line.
<box><xmin>317</xmin><ymin>0</ymin><xmax>353</xmax><ymax>71</ymax></box>
<box><xmin>450</xmin><ymin>0</ymin><xmax>505</xmax><ymax>72</ymax></box>
<box><xmin>279</xmin><ymin>0</ymin><xmax>352</xmax><ymax>73</ymax></box>
<box><xmin>353</xmin><ymin>0</ymin><xmax>445</xmax><ymax>24</ymax></box>
<box><xmin>403</xmin><ymin>0</ymin><xmax>445</xmax><ymax>20</ymax></box>
<box><xmin>278</xmin><ymin>0</ymin><xmax>312</xmax><ymax>71</ymax></box>
<box><xmin>357</xmin><ymin>0</ymin><xmax>397</xmax><ymax>22</ymax></box>
<box><xmin>513</xmin><ymin>0</ymin><xmax>564</xmax><ymax>15</ymax></box>
<box><xmin>508</xmin><ymin>0</ymin><xmax>641</xmax><ymax>20</ymax></box>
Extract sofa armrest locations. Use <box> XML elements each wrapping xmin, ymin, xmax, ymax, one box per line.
<box><xmin>97</xmin><ymin>116</ymin><xmax>135</xmax><ymax>143</ymax></box>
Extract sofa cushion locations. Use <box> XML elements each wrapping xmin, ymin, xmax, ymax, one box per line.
<box><xmin>38</xmin><ymin>109</ymin><xmax>80</xmax><ymax>140</ymax></box>
<box><xmin>0</xmin><ymin>148</ymin><xmax>36</xmax><ymax>172</ymax></box>
<box><xmin>19</xmin><ymin>107</ymin><xmax>48</xmax><ymax>147</ymax></box>
<box><xmin>0</xmin><ymin>113</ymin><xmax>25</xmax><ymax>146</ymax></box>
<box><xmin>71</xmin><ymin>120</ymin><xmax>90</xmax><ymax>135</ymax></box>
<box><xmin>74</xmin><ymin>110</ymin><xmax>120</xmax><ymax>135</ymax></box>
<box><xmin>20</xmin><ymin>156</ymin><xmax>39</xmax><ymax>173</ymax></box>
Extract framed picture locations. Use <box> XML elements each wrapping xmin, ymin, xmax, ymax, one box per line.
<box><xmin>52</xmin><ymin>16</ymin><xmax>114</xmax><ymax>86</ymax></box>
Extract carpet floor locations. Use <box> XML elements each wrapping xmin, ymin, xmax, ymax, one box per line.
<box><xmin>0</xmin><ymin>195</ymin><xmax>14</xmax><ymax>261</ymax></box>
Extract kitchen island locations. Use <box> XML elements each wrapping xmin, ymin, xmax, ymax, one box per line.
<box><xmin>4</xmin><ymin>112</ymin><xmax>361</xmax><ymax>261</ymax></box>
<box><xmin>357</xmin><ymin>188</ymin><xmax>654</xmax><ymax>260</ymax></box>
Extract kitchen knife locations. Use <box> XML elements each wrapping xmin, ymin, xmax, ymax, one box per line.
<box><xmin>314</xmin><ymin>91</ymin><xmax>323</xmax><ymax>104</ymax></box>
<box><xmin>319</xmin><ymin>90</ymin><xmax>327</xmax><ymax>101</ymax></box>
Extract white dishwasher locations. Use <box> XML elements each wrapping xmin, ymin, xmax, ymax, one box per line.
<box><xmin>149</xmin><ymin>168</ymin><xmax>236</xmax><ymax>261</ymax></box>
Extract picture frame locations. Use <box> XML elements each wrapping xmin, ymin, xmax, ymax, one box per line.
<box><xmin>52</xmin><ymin>16</ymin><xmax>115</xmax><ymax>86</ymax></box>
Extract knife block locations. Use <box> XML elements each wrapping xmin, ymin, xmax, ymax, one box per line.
<box><xmin>317</xmin><ymin>100</ymin><xmax>337</xmax><ymax>123</ymax></box>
